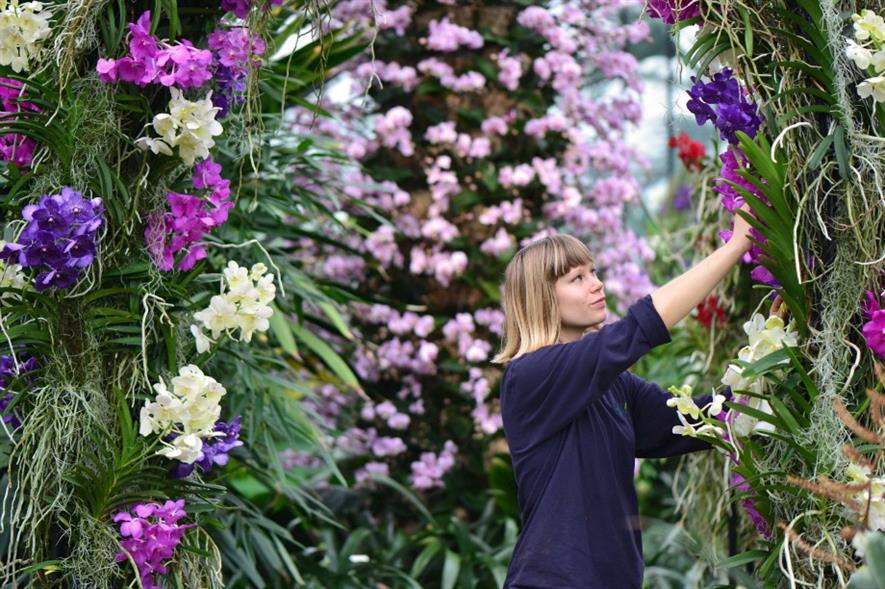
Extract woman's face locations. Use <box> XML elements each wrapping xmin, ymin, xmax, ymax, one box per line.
<box><xmin>554</xmin><ymin>263</ymin><xmax>606</xmax><ymax>342</ymax></box>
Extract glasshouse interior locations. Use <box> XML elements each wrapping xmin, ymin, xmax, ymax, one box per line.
<box><xmin>1</xmin><ymin>0</ymin><xmax>885</xmax><ymax>587</ymax></box>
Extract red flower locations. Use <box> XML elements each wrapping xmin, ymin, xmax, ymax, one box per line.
<box><xmin>668</xmin><ymin>132</ymin><xmax>706</xmax><ymax>172</ymax></box>
<box><xmin>696</xmin><ymin>294</ymin><xmax>726</xmax><ymax>328</ymax></box>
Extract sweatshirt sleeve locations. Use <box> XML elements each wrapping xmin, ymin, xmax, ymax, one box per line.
<box><xmin>626</xmin><ymin>372</ymin><xmax>732</xmax><ymax>458</ymax></box>
<box><xmin>502</xmin><ymin>294</ymin><xmax>671</xmax><ymax>452</ymax></box>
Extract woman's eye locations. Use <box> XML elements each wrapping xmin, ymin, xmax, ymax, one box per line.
<box><xmin>572</xmin><ymin>275</ymin><xmax>582</xmax><ymax>282</ymax></box>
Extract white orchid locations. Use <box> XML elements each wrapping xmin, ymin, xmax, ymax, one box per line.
<box><xmin>715</xmin><ymin>313</ymin><xmax>798</xmax><ymax>436</ymax></box>
<box><xmin>157</xmin><ymin>433</ymin><xmax>204</xmax><ymax>464</ymax></box>
<box><xmin>858</xmin><ymin>75</ymin><xmax>885</xmax><ymax>102</ymax></box>
<box><xmin>665</xmin><ymin>384</ymin><xmax>726</xmax><ymax>439</ymax></box>
<box><xmin>732</xmin><ymin>398</ymin><xmax>776</xmax><ymax>437</ymax></box>
<box><xmin>708</xmin><ymin>394</ymin><xmax>727</xmax><ymax>416</ymax></box>
<box><xmin>847</xmin><ymin>10</ymin><xmax>885</xmax><ymax>103</ymax></box>
<box><xmin>873</xmin><ymin>49</ymin><xmax>885</xmax><ymax>72</ymax></box>
<box><xmin>845</xmin><ymin>462</ymin><xmax>885</xmax><ymax>533</ymax></box>
<box><xmin>193</xmin><ymin>294</ymin><xmax>239</xmax><ymax>339</ymax></box>
<box><xmin>0</xmin><ymin>242</ymin><xmax>29</xmax><ymax>302</ymax></box>
<box><xmin>669</xmin><ymin>310</ymin><xmax>798</xmax><ymax>442</ymax></box>
<box><xmin>190</xmin><ymin>324</ymin><xmax>215</xmax><ymax>354</ymax></box>
<box><xmin>191</xmin><ymin>260</ymin><xmax>276</xmax><ymax>351</ymax></box>
<box><xmin>672</xmin><ymin>407</ymin><xmax>724</xmax><ymax>438</ymax></box>
<box><xmin>0</xmin><ymin>0</ymin><xmax>52</xmax><ymax>72</ymax></box>
<box><xmin>666</xmin><ymin>384</ymin><xmax>702</xmax><ymax>419</ymax></box>
<box><xmin>853</xmin><ymin>9</ymin><xmax>885</xmax><ymax>44</ymax></box>
<box><xmin>139</xmin><ymin>364</ymin><xmax>227</xmax><ymax>464</ymax></box>
<box><xmin>135</xmin><ymin>88</ymin><xmax>223</xmax><ymax>165</ymax></box>
<box><xmin>847</xmin><ymin>39</ymin><xmax>874</xmax><ymax>70</ymax></box>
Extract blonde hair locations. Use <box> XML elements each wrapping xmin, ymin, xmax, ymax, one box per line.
<box><xmin>491</xmin><ymin>234</ymin><xmax>595</xmax><ymax>365</ymax></box>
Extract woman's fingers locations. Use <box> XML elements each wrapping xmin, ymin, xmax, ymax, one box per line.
<box><xmin>770</xmin><ymin>294</ymin><xmax>784</xmax><ymax>318</ymax></box>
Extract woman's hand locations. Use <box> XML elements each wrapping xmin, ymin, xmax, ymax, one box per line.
<box><xmin>728</xmin><ymin>203</ymin><xmax>755</xmax><ymax>254</ymax></box>
<box><xmin>770</xmin><ymin>294</ymin><xmax>786</xmax><ymax>320</ymax></box>
<box><xmin>651</xmin><ymin>211</ymin><xmax>755</xmax><ymax>330</ymax></box>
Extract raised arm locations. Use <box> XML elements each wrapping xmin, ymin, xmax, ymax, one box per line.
<box><xmin>651</xmin><ymin>204</ymin><xmax>754</xmax><ymax>330</ymax></box>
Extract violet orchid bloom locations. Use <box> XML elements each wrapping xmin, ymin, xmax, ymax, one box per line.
<box><xmin>64</xmin><ymin>234</ymin><xmax>97</xmax><ymax>267</ymax></box>
<box><xmin>173</xmin><ymin>417</ymin><xmax>243</xmax><ymax>478</ymax></box>
<box><xmin>0</xmin><ymin>78</ymin><xmax>40</xmax><ymax>168</ymax></box>
<box><xmin>863</xmin><ymin>291</ymin><xmax>885</xmax><ymax>359</ymax></box>
<box><xmin>644</xmin><ymin>0</ymin><xmax>702</xmax><ymax>24</ymax></box>
<box><xmin>221</xmin><ymin>0</ymin><xmax>283</xmax><ymax>19</ymax></box>
<box><xmin>687</xmin><ymin>68</ymin><xmax>764</xmax><ymax>145</ymax></box>
<box><xmin>146</xmin><ymin>159</ymin><xmax>234</xmax><ymax>272</ymax></box>
<box><xmin>2</xmin><ymin>188</ymin><xmax>104</xmax><ymax>291</ymax></box>
<box><xmin>193</xmin><ymin>158</ymin><xmax>223</xmax><ymax>189</ymax></box>
<box><xmin>730</xmin><ymin>472</ymin><xmax>772</xmax><ymax>538</ymax></box>
<box><xmin>113</xmin><ymin>499</ymin><xmax>193</xmax><ymax>588</ymax></box>
<box><xmin>98</xmin><ymin>11</ymin><xmax>216</xmax><ymax>91</ymax></box>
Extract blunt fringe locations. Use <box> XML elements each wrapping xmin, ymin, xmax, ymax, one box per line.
<box><xmin>491</xmin><ymin>234</ymin><xmax>594</xmax><ymax>365</ymax></box>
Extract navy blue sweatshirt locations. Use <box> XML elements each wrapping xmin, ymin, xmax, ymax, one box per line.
<box><xmin>500</xmin><ymin>294</ymin><xmax>715</xmax><ymax>589</ymax></box>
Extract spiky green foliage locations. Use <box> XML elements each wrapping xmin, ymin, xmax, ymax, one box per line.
<box><xmin>0</xmin><ymin>1</ymin><xmax>369</xmax><ymax>587</ymax></box>
<box><xmin>658</xmin><ymin>0</ymin><xmax>885</xmax><ymax>585</ymax></box>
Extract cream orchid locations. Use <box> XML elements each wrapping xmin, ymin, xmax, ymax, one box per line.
<box><xmin>135</xmin><ymin>88</ymin><xmax>223</xmax><ymax>165</ymax></box>
<box><xmin>139</xmin><ymin>365</ymin><xmax>227</xmax><ymax>464</ymax></box>
<box><xmin>191</xmin><ymin>260</ymin><xmax>276</xmax><ymax>351</ymax></box>
<box><xmin>0</xmin><ymin>0</ymin><xmax>52</xmax><ymax>72</ymax></box>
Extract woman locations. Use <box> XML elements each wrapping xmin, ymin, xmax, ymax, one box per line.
<box><xmin>492</xmin><ymin>210</ymin><xmax>755</xmax><ymax>588</ymax></box>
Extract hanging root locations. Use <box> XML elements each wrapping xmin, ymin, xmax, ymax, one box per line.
<box><xmin>173</xmin><ymin>527</ymin><xmax>225</xmax><ymax>588</ymax></box>
<box><xmin>65</xmin><ymin>507</ymin><xmax>124</xmax><ymax>589</ymax></box>
<box><xmin>2</xmin><ymin>381</ymin><xmax>113</xmax><ymax>581</ymax></box>
<box><xmin>778</xmin><ymin>522</ymin><xmax>857</xmax><ymax>573</ymax></box>
<box><xmin>49</xmin><ymin>0</ymin><xmax>111</xmax><ymax>103</ymax></box>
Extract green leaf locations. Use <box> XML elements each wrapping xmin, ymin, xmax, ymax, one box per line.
<box><xmin>773</xmin><ymin>60</ymin><xmax>831</xmax><ymax>87</ymax></box>
<box><xmin>684</xmin><ymin>33</ymin><xmax>717</xmax><ymax>68</ymax></box>
<box><xmin>739</xmin><ymin>348</ymin><xmax>793</xmax><ymax>378</ymax></box>
<box><xmin>411</xmin><ymin>540</ymin><xmax>443</xmax><ymax>577</ymax></box>
<box><xmin>317</xmin><ymin>300</ymin><xmax>354</xmax><ymax>340</ymax></box>
<box><xmin>724</xmin><ymin>401</ymin><xmax>782</xmax><ymax>429</ymax></box>
<box><xmin>739</xmin><ymin>6</ymin><xmax>753</xmax><ymax>57</ymax></box>
<box><xmin>807</xmin><ymin>133</ymin><xmax>835</xmax><ymax>169</ymax></box>
<box><xmin>487</xmin><ymin>456</ymin><xmax>519</xmax><ymax>519</ymax></box>
<box><xmin>768</xmin><ymin>396</ymin><xmax>805</xmax><ymax>434</ymax></box>
<box><xmin>371</xmin><ymin>475</ymin><xmax>436</xmax><ymax>527</ymax></box>
<box><xmin>784</xmin><ymin>346</ymin><xmax>818</xmax><ymax>402</ymax></box>
<box><xmin>290</xmin><ymin>319</ymin><xmax>360</xmax><ymax>390</ymax></box>
<box><xmin>269</xmin><ymin>303</ymin><xmax>299</xmax><ymax>358</ymax></box>
<box><xmin>441</xmin><ymin>549</ymin><xmax>461</xmax><ymax>589</ymax></box>
<box><xmin>339</xmin><ymin>528</ymin><xmax>371</xmax><ymax>561</ymax></box>
<box><xmin>834</xmin><ymin>123</ymin><xmax>849</xmax><ymax>179</ymax></box>
<box><xmin>717</xmin><ymin>549</ymin><xmax>769</xmax><ymax>569</ymax></box>
<box><xmin>20</xmin><ymin>560</ymin><xmax>64</xmax><ymax>575</ymax></box>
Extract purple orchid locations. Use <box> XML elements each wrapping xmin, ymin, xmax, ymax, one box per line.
<box><xmin>1</xmin><ymin>188</ymin><xmax>104</xmax><ymax>291</ymax></box>
<box><xmin>687</xmin><ymin>68</ymin><xmax>764</xmax><ymax>145</ymax></box>
<box><xmin>863</xmin><ymin>291</ymin><xmax>885</xmax><ymax>359</ymax></box>
<box><xmin>114</xmin><ymin>499</ymin><xmax>193</xmax><ymax>589</ymax></box>
<box><xmin>221</xmin><ymin>0</ymin><xmax>283</xmax><ymax>19</ymax></box>
<box><xmin>207</xmin><ymin>27</ymin><xmax>266</xmax><ymax>117</ymax></box>
<box><xmin>0</xmin><ymin>78</ymin><xmax>40</xmax><ymax>169</ymax></box>
<box><xmin>173</xmin><ymin>417</ymin><xmax>244</xmax><ymax>478</ymax></box>
<box><xmin>644</xmin><ymin>0</ymin><xmax>702</xmax><ymax>24</ymax></box>
<box><xmin>97</xmin><ymin>12</ymin><xmax>213</xmax><ymax>91</ymax></box>
<box><xmin>145</xmin><ymin>158</ymin><xmax>232</xmax><ymax>272</ymax></box>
